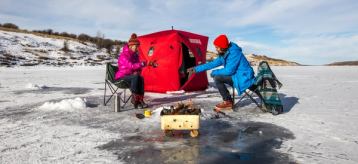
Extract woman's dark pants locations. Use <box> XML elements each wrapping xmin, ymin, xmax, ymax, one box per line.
<box><xmin>118</xmin><ymin>74</ymin><xmax>144</xmax><ymax>94</ymax></box>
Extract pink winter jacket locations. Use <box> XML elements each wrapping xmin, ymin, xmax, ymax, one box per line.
<box><xmin>115</xmin><ymin>45</ymin><xmax>144</xmax><ymax>80</ymax></box>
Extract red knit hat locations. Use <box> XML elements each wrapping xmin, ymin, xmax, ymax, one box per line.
<box><xmin>128</xmin><ymin>33</ymin><xmax>140</xmax><ymax>46</ymax></box>
<box><xmin>213</xmin><ymin>34</ymin><xmax>229</xmax><ymax>49</ymax></box>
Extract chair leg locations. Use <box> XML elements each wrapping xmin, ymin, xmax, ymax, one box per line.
<box><xmin>232</xmin><ymin>87</ymin><xmax>235</xmax><ymax>108</ymax></box>
<box><xmin>249</xmin><ymin>88</ymin><xmax>265</xmax><ymax>110</ymax></box>
<box><xmin>104</xmin><ymin>82</ymin><xmax>119</xmax><ymax>106</ymax></box>
<box><xmin>124</xmin><ymin>89</ymin><xmax>127</xmax><ymax>103</ymax></box>
<box><xmin>120</xmin><ymin>89</ymin><xmax>127</xmax><ymax>108</ymax></box>
<box><xmin>105</xmin><ymin>88</ymin><xmax>119</xmax><ymax>106</ymax></box>
<box><xmin>119</xmin><ymin>94</ymin><xmax>121</xmax><ymax>111</ymax></box>
<box><xmin>104</xmin><ymin>81</ymin><xmax>107</xmax><ymax>106</ymax></box>
<box><xmin>246</xmin><ymin>92</ymin><xmax>261</xmax><ymax>108</ymax></box>
<box><xmin>235</xmin><ymin>90</ymin><xmax>262</xmax><ymax>110</ymax></box>
<box><xmin>120</xmin><ymin>89</ymin><xmax>133</xmax><ymax>108</ymax></box>
<box><xmin>237</xmin><ymin>92</ymin><xmax>248</xmax><ymax>103</ymax></box>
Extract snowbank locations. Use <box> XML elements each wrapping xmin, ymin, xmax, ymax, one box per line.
<box><xmin>25</xmin><ymin>83</ymin><xmax>48</xmax><ymax>90</ymax></box>
<box><xmin>206</xmin><ymin>87</ymin><xmax>217</xmax><ymax>92</ymax></box>
<box><xmin>166</xmin><ymin>90</ymin><xmax>185</xmax><ymax>95</ymax></box>
<box><xmin>141</xmin><ymin>107</ymin><xmax>164</xmax><ymax>123</ymax></box>
<box><xmin>37</xmin><ymin>97</ymin><xmax>86</xmax><ymax>111</ymax></box>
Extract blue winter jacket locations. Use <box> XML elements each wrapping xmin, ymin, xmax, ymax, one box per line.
<box><xmin>194</xmin><ymin>42</ymin><xmax>255</xmax><ymax>95</ymax></box>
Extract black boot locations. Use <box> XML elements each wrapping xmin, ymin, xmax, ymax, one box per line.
<box><xmin>138</xmin><ymin>95</ymin><xmax>148</xmax><ymax>109</ymax></box>
<box><xmin>131</xmin><ymin>94</ymin><xmax>140</xmax><ymax>109</ymax></box>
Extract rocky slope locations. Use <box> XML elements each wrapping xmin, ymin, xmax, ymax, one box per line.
<box><xmin>245</xmin><ymin>54</ymin><xmax>301</xmax><ymax>66</ymax></box>
<box><xmin>326</xmin><ymin>61</ymin><xmax>358</xmax><ymax>66</ymax></box>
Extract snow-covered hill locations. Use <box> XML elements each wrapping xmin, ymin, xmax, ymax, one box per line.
<box><xmin>0</xmin><ymin>29</ymin><xmax>114</xmax><ymax>67</ymax></box>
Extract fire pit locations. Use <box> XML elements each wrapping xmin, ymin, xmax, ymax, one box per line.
<box><xmin>160</xmin><ymin>101</ymin><xmax>201</xmax><ymax>137</ymax></box>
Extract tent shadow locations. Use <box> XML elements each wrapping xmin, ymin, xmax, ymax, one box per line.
<box><xmin>145</xmin><ymin>88</ymin><xmax>299</xmax><ymax>114</ymax></box>
<box><xmin>208</xmin><ymin>82</ymin><xmax>217</xmax><ymax>89</ymax></box>
<box><xmin>207</xmin><ymin>82</ymin><xmax>233</xmax><ymax>90</ymax></box>
<box><xmin>149</xmin><ymin>91</ymin><xmax>218</xmax><ymax>106</ymax></box>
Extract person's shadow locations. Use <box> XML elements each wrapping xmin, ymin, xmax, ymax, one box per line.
<box><xmin>149</xmin><ymin>90</ymin><xmax>218</xmax><ymax>107</ymax></box>
<box><xmin>148</xmin><ymin>84</ymin><xmax>299</xmax><ymax>114</ymax></box>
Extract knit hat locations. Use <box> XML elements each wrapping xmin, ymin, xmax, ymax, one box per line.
<box><xmin>213</xmin><ymin>34</ymin><xmax>229</xmax><ymax>49</ymax></box>
<box><xmin>128</xmin><ymin>33</ymin><xmax>140</xmax><ymax>46</ymax></box>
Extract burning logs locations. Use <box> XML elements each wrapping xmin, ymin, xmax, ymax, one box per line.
<box><xmin>160</xmin><ymin>102</ymin><xmax>201</xmax><ymax>115</ymax></box>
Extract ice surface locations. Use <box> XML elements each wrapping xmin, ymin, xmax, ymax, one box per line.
<box><xmin>1</xmin><ymin>66</ymin><xmax>358</xmax><ymax>163</ymax></box>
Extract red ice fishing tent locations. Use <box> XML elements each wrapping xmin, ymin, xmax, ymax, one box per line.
<box><xmin>138</xmin><ymin>30</ymin><xmax>209</xmax><ymax>93</ymax></box>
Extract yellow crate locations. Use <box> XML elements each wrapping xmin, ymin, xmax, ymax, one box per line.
<box><xmin>161</xmin><ymin>115</ymin><xmax>200</xmax><ymax>137</ymax></box>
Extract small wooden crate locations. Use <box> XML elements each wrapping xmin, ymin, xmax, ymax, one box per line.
<box><xmin>161</xmin><ymin>115</ymin><xmax>200</xmax><ymax>137</ymax></box>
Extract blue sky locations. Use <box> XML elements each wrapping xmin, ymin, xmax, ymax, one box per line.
<box><xmin>1</xmin><ymin>0</ymin><xmax>358</xmax><ymax>65</ymax></box>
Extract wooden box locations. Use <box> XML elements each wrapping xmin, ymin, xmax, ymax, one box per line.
<box><xmin>161</xmin><ymin>115</ymin><xmax>200</xmax><ymax>130</ymax></box>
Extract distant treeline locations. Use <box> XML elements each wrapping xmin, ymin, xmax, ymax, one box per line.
<box><xmin>0</xmin><ymin>22</ymin><xmax>126</xmax><ymax>53</ymax></box>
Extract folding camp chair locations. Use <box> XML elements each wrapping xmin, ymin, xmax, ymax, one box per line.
<box><xmin>233</xmin><ymin>61</ymin><xmax>283</xmax><ymax>115</ymax></box>
<box><xmin>103</xmin><ymin>63</ymin><xmax>132</xmax><ymax>110</ymax></box>
<box><xmin>254</xmin><ymin>61</ymin><xmax>283</xmax><ymax>115</ymax></box>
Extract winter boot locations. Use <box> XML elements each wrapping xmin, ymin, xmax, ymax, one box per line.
<box><xmin>138</xmin><ymin>95</ymin><xmax>148</xmax><ymax>109</ymax></box>
<box><xmin>214</xmin><ymin>100</ymin><xmax>233</xmax><ymax>112</ymax></box>
<box><xmin>131</xmin><ymin>94</ymin><xmax>140</xmax><ymax>109</ymax></box>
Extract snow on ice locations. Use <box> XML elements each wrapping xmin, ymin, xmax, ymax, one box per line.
<box><xmin>37</xmin><ymin>97</ymin><xmax>87</xmax><ymax>111</ymax></box>
<box><xmin>25</xmin><ymin>83</ymin><xmax>48</xmax><ymax>90</ymax></box>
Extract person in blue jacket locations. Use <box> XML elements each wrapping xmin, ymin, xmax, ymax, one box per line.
<box><xmin>187</xmin><ymin>34</ymin><xmax>255</xmax><ymax>111</ymax></box>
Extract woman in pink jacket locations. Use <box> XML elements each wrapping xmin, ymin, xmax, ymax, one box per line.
<box><xmin>115</xmin><ymin>33</ymin><xmax>148</xmax><ymax>108</ymax></box>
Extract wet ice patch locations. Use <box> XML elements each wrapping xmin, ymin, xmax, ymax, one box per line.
<box><xmin>25</xmin><ymin>83</ymin><xmax>48</xmax><ymax>90</ymax></box>
<box><xmin>37</xmin><ymin>97</ymin><xmax>87</xmax><ymax>111</ymax></box>
<box><xmin>199</xmin><ymin>108</ymin><xmax>216</xmax><ymax>120</ymax></box>
<box><xmin>98</xmin><ymin>121</ymin><xmax>296</xmax><ymax>163</ymax></box>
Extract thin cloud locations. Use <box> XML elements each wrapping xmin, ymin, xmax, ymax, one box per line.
<box><xmin>0</xmin><ymin>0</ymin><xmax>357</xmax><ymax>64</ymax></box>
<box><xmin>238</xmin><ymin>35</ymin><xmax>358</xmax><ymax>65</ymax></box>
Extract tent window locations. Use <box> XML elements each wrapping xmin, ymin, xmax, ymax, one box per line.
<box><xmin>196</xmin><ymin>47</ymin><xmax>202</xmax><ymax>57</ymax></box>
<box><xmin>148</xmin><ymin>47</ymin><xmax>154</xmax><ymax>56</ymax></box>
<box><xmin>179</xmin><ymin>43</ymin><xmax>196</xmax><ymax>87</ymax></box>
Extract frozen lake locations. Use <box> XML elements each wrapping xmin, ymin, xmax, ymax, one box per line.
<box><xmin>1</xmin><ymin>66</ymin><xmax>358</xmax><ymax>163</ymax></box>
